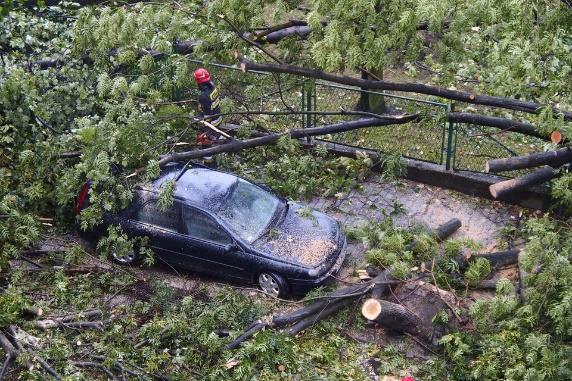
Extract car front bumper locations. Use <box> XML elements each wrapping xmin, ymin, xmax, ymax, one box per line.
<box><xmin>288</xmin><ymin>234</ymin><xmax>348</xmax><ymax>295</ymax></box>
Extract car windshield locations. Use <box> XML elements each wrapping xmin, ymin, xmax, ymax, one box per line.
<box><xmin>217</xmin><ymin>179</ymin><xmax>282</xmax><ymax>243</ymax></box>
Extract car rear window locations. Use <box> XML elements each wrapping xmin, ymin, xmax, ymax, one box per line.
<box><xmin>137</xmin><ymin>200</ymin><xmax>181</xmax><ymax>232</ymax></box>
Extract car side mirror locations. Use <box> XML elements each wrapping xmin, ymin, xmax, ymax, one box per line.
<box><xmin>255</xmin><ymin>182</ymin><xmax>272</xmax><ymax>192</ymax></box>
<box><xmin>224</xmin><ymin>242</ymin><xmax>238</xmax><ymax>253</ymax></box>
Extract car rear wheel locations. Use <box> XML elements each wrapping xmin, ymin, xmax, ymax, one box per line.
<box><xmin>257</xmin><ymin>272</ymin><xmax>288</xmax><ymax>298</ymax></box>
<box><xmin>111</xmin><ymin>247</ymin><xmax>139</xmax><ymax>265</ymax></box>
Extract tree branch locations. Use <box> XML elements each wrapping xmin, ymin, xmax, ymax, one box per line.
<box><xmin>236</xmin><ymin>53</ymin><xmax>572</xmax><ymax>121</ymax></box>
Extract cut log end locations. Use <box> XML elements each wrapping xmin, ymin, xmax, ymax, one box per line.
<box><xmin>551</xmin><ymin>130</ymin><xmax>563</xmax><ymax>144</ymax></box>
<box><xmin>485</xmin><ymin>161</ymin><xmax>490</xmax><ymax>173</ymax></box>
<box><xmin>361</xmin><ymin>298</ymin><xmax>382</xmax><ymax>320</ymax></box>
<box><xmin>489</xmin><ymin>183</ymin><xmax>500</xmax><ymax>199</ymax></box>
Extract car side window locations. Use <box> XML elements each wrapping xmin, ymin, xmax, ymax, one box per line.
<box><xmin>137</xmin><ymin>199</ymin><xmax>181</xmax><ymax>232</ymax></box>
<box><xmin>182</xmin><ymin>206</ymin><xmax>232</xmax><ymax>245</ymax></box>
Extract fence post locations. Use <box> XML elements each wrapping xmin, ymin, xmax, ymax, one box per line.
<box><xmin>302</xmin><ymin>81</ymin><xmax>316</xmax><ymax>142</ymax></box>
<box><xmin>300</xmin><ymin>81</ymin><xmax>306</xmax><ymax>129</ymax></box>
<box><xmin>445</xmin><ymin>102</ymin><xmax>456</xmax><ymax>170</ymax></box>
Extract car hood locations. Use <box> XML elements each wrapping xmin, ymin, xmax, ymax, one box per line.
<box><xmin>252</xmin><ymin>203</ymin><xmax>342</xmax><ymax>268</ymax></box>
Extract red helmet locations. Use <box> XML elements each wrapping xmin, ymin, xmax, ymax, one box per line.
<box><xmin>194</xmin><ymin>68</ymin><xmax>211</xmax><ymax>84</ymax></box>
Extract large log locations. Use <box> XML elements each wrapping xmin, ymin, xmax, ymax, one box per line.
<box><xmin>474</xmin><ymin>250</ymin><xmax>520</xmax><ymax>268</ymax></box>
<box><xmin>229</xmin><ymin>270</ymin><xmax>394</xmax><ymax>348</ymax></box>
<box><xmin>236</xmin><ymin>54</ymin><xmax>572</xmax><ymax>121</ymax></box>
<box><xmin>272</xmin><ymin>281</ymin><xmax>376</xmax><ymax>327</ymax></box>
<box><xmin>434</xmin><ymin>218</ymin><xmax>462</xmax><ymax>241</ymax></box>
<box><xmin>154</xmin><ymin>115</ymin><xmax>417</xmax><ymax>169</ymax></box>
<box><xmin>283</xmin><ymin>298</ymin><xmax>356</xmax><ymax>336</ymax></box>
<box><xmin>486</xmin><ymin>148</ymin><xmax>572</xmax><ymax>173</ymax></box>
<box><xmin>448</xmin><ymin>112</ymin><xmax>549</xmax><ymax>141</ymax></box>
<box><xmin>456</xmin><ymin>250</ymin><xmax>521</xmax><ymax>271</ymax></box>
<box><xmin>361</xmin><ymin>298</ymin><xmax>424</xmax><ymax>336</ymax></box>
<box><xmin>489</xmin><ymin>166</ymin><xmax>557</xmax><ymax>199</ymax></box>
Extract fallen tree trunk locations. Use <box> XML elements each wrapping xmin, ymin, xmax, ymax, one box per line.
<box><xmin>253</xmin><ymin>20</ymin><xmax>310</xmax><ymax>41</ymax></box>
<box><xmin>486</xmin><ymin>148</ymin><xmax>572</xmax><ymax>173</ymax></box>
<box><xmin>254</xmin><ymin>19</ymin><xmax>449</xmax><ymax>44</ymax></box>
<box><xmin>228</xmin><ymin>219</ymin><xmax>463</xmax><ymax>348</ymax></box>
<box><xmin>361</xmin><ymin>298</ymin><xmax>424</xmax><ymax>336</ymax></box>
<box><xmin>405</xmin><ymin>218</ymin><xmax>461</xmax><ymax>255</ymax></box>
<box><xmin>263</xmin><ymin>25</ymin><xmax>313</xmax><ymax>43</ymax></box>
<box><xmin>236</xmin><ymin>54</ymin><xmax>572</xmax><ymax>121</ymax></box>
<box><xmin>283</xmin><ymin>298</ymin><xmax>356</xmax><ymax>336</ymax></box>
<box><xmin>0</xmin><ymin>332</ymin><xmax>18</xmax><ymax>379</ymax></box>
<box><xmin>28</xmin><ymin>39</ymin><xmax>197</xmax><ymax>70</ymax></box>
<box><xmin>272</xmin><ymin>280</ymin><xmax>379</xmax><ymax>327</ymax></box>
<box><xmin>35</xmin><ymin>320</ymin><xmax>103</xmax><ymax>330</ymax></box>
<box><xmin>131</xmin><ymin>115</ymin><xmax>416</xmax><ymax>176</ymax></box>
<box><xmin>448</xmin><ymin>112</ymin><xmax>550</xmax><ymax>141</ymax></box>
<box><xmin>228</xmin><ymin>270</ymin><xmax>395</xmax><ymax>348</ymax></box>
<box><xmin>474</xmin><ymin>250</ymin><xmax>520</xmax><ymax>268</ymax></box>
<box><xmin>24</xmin><ymin>0</ymin><xmax>150</xmax><ymax>8</ymax></box>
<box><xmin>489</xmin><ymin>166</ymin><xmax>557</xmax><ymax>199</ymax></box>
<box><xmin>456</xmin><ymin>250</ymin><xmax>521</xmax><ymax>271</ymax></box>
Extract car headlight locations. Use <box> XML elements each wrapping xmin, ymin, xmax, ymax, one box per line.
<box><xmin>308</xmin><ymin>268</ymin><xmax>319</xmax><ymax>277</ymax></box>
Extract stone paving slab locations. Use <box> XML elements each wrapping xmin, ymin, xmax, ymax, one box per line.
<box><xmin>305</xmin><ymin>175</ymin><xmax>523</xmax><ymax>251</ymax></box>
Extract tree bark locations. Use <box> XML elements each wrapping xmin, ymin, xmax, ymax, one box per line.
<box><xmin>361</xmin><ymin>298</ymin><xmax>424</xmax><ymax>336</ymax></box>
<box><xmin>236</xmin><ymin>54</ymin><xmax>572</xmax><ymax>121</ymax></box>
<box><xmin>448</xmin><ymin>112</ymin><xmax>550</xmax><ymax>141</ymax></box>
<box><xmin>486</xmin><ymin>148</ymin><xmax>572</xmax><ymax>173</ymax></box>
<box><xmin>489</xmin><ymin>166</ymin><xmax>557</xmax><ymax>199</ymax></box>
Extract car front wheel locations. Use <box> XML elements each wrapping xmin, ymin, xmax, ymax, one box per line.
<box><xmin>111</xmin><ymin>246</ymin><xmax>139</xmax><ymax>265</ymax></box>
<box><xmin>257</xmin><ymin>272</ymin><xmax>288</xmax><ymax>298</ymax></box>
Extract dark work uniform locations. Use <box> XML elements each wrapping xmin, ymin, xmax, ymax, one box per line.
<box><xmin>198</xmin><ymin>81</ymin><xmax>223</xmax><ymax>128</ymax></box>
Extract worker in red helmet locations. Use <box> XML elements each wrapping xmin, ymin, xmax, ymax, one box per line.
<box><xmin>193</xmin><ymin>68</ymin><xmax>223</xmax><ymax>152</ymax></box>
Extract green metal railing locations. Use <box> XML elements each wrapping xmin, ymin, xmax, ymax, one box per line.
<box><xmin>177</xmin><ymin>60</ymin><xmax>553</xmax><ymax>178</ymax></box>
<box><xmin>311</xmin><ymin>82</ymin><xmax>449</xmax><ymax>165</ymax></box>
<box><xmin>452</xmin><ymin>121</ymin><xmax>545</xmax><ymax>176</ymax></box>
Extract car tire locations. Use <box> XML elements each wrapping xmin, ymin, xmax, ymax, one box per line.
<box><xmin>257</xmin><ymin>272</ymin><xmax>288</xmax><ymax>298</ymax></box>
<box><xmin>111</xmin><ymin>246</ymin><xmax>140</xmax><ymax>265</ymax></box>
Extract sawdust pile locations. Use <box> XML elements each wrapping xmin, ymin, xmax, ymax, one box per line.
<box><xmin>266</xmin><ymin>236</ymin><xmax>336</xmax><ymax>267</ymax></box>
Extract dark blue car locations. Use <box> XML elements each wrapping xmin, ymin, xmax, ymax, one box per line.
<box><xmin>77</xmin><ymin>163</ymin><xmax>346</xmax><ymax>297</ymax></box>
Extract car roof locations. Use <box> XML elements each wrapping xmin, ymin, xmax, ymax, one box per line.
<box><xmin>149</xmin><ymin>163</ymin><xmax>238</xmax><ymax>211</ymax></box>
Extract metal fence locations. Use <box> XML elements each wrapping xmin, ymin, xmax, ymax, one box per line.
<box><xmin>451</xmin><ymin>121</ymin><xmax>546</xmax><ymax>176</ymax></box>
<box><xmin>181</xmin><ymin>60</ymin><xmax>551</xmax><ymax>178</ymax></box>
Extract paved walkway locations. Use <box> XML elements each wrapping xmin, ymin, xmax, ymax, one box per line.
<box><xmin>306</xmin><ymin>176</ymin><xmax>522</xmax><ymax>251</ymax></box>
